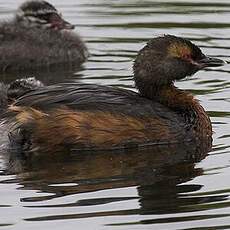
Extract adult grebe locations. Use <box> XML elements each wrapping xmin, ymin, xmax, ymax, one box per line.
<box><xmin>4</xmin><ymin>35</ymin><xmax>225</xmax><ymax>153</ymax></box>
<box><xmin>0</xmin><ymin>0</ymin><xmax>88</xmax><ymax>72</ymax></box>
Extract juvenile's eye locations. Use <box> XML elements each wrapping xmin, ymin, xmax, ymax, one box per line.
<box><xmin>37</xmin><ymin>13</ymin><xmax>54</xmax><ymax>21</ymax></box>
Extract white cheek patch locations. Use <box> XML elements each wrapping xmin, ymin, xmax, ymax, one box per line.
<box><xmin>26</xmin><ymin>16</ymin><xmax>46</xmax><ymax>24</ymax></box>
<box><xmin>16</xmin><ymin>9</ymin><xmax>24</xmax><ymax>18</ymax></box>
<box><xmin>43</xmin><ymin>23</ymin><xmax>52</xmax><ymax>28</ymax></box>
<box><xmin>17</xmin><ymin>8</ymin><xmax>57</xmax><ymax>16</ymax></box>
<box><xmin>17</xmin><ymin>15</ymin><xmax>51</xmax><ymax>29</ymax></box>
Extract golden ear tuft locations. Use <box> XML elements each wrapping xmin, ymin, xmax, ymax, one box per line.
<box><xmin>168</xmin><ymin>42</ymin><xmax>192</xmax><ymax>58</ymax></box>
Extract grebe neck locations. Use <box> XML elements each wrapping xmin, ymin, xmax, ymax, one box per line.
<box><xmin>137</xmin><ymin>82</ymin><xmax>212</xmax><ymax>139</ymax></box>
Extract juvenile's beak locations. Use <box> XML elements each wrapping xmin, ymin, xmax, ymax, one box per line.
<box><xmin>50</xmin><ymin>13</ymin><xmax>75</xmax><ymax>30</ymax></box>
<box><xmin>198</xmin><ymin>56</ymin><xmax>225</xmax><ymax>68</ymax></box>
<box><xmin>60</xmin><ymin>19</ymin><xmax>75</xmax><ymax>30</ymax></box>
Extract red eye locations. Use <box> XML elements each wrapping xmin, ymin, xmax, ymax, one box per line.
<box><xmin>182</xmin><ymin>53</ymin><xmax>191</xmax><ymax>60</ymax></box>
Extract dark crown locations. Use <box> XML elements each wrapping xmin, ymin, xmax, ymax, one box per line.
<box><xmin>17</xmin><ymin>0</ymin><xmax>57</xmax><ymax>17</ymax></box>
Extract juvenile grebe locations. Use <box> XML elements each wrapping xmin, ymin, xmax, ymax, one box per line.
<box><xmin>0</xmin><ymin>0</ymin><xmax>88</xmax><ymax>72</ymax></box>
<box><xmin>7</xmin><ymin>77</ymin><xmax>44</xmax><ymax>100</ymax></box>
<box><xmin>0</xmin><ymin>77</ymin><xmax>44</xmax><ymax>109</ymax></box>
<box><xmin>4</xmin><ymin>35</ymin><xmax>224</xmax><ymax>152</ymax></box>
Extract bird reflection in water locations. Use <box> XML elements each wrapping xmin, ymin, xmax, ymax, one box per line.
<box><xmin>2</xmin><ymin>139</ymin><xmax>227</xmax><ymax>224</ymax></box>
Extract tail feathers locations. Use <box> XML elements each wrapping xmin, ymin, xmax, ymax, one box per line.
<box><xmin>7</xmin><ymin>106</ymin><xmax>47</xmax><ymax>153</ymax></box>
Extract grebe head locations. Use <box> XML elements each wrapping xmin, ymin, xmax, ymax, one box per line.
<box><xmin>134</xmin><ymin>35</ymin><xmax>224</xmax><ymax>92</ymax></box>
<box><xmin>7</xmin><ymin>77</ymin><xmax>44</xmax><ymax>100</ymax></box>
<box><xmin>16</xmin><ymin>0</ymin><xmax>74</xmax><ymax>30</ymax></box>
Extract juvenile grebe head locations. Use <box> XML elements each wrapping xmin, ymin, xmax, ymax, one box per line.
<box><xmin>8</xmin><ymin>77</ymin><xmax>44</xmax><ymax>100</ymax></box>
<box><xmin>16</xmin><ymin>0</ymin><xmax>74</xmax><ymax>30</ymax></box>
<box><xmin>134</xmin><ymin>35</ymin><xmax>224</xmax><ymax>95</ymax></box>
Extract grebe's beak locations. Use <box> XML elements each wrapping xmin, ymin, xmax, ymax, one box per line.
<box><xmin>50</xmin><ymin>13</ymin><xmax>75</xmax><ymax>30</ymax></box>
<box><xmin>198</xmin><ymin>56</ymin><xmax>226</xmax><ymax>68</ymax></box>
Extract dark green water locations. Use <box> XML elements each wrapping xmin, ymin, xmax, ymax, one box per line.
<box><xmin>0</xmin><ymin>0</ymin><xmax>230</xmax><ymax>229</ymax></box>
